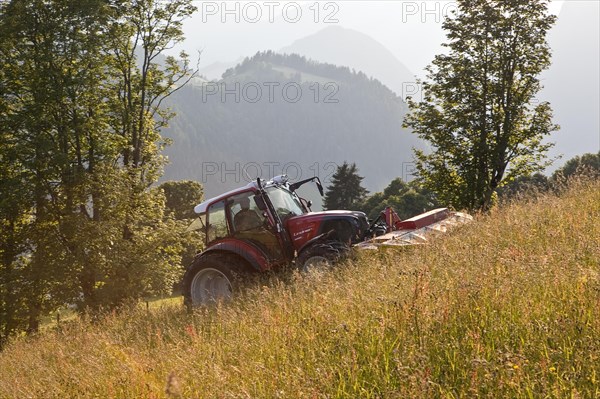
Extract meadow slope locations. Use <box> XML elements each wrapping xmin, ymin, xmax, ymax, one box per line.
<box><xmin>0</xmin><ymin>181</ymin><xmax>598</xmax><ymax>398</ymax></box>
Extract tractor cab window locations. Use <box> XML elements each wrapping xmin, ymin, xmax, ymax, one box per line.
<box><xmin>228</xmin><ymin>193</ymin><xmax>264</xmax><ymax>232</ymax></box>
<box><xmin>206</xmin><ymin>200</ymin><xmax>228</xmax><ymax>242</ymax></box>
<box><xmin>267</xmin><ymin>187</ymin><xmax>305</xmax><ymax>220</ymax></box>
<box><xmin>227</xmin><ymin>192</ymin><xmax>282</xmax><ymax>260</ymax></box>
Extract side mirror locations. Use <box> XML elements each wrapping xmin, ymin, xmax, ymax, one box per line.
<box><xmin>299</xmin><ymin>197</ymin><xmax>312</xmax><ymax>212</ymax></box>
<box><xmin>254</xmin><ymin>195</ymin><xmax>267</xmax><ymax>211</ymax></box>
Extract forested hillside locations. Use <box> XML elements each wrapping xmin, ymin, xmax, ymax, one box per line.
<box><xmin>162</xmin><ymin>52</ymin><xmax>422</xmax><ymax>200</ymax></box>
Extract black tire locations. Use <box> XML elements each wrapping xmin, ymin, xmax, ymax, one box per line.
<box><xmin>183</xmin><ymin>254</ymin><xmax>248</xmax><ymax>308</ymax></box>
<box><xmin>297</xmin><ymin>241</ymin><xmax>349</xmax><ymax>272</ymax></box>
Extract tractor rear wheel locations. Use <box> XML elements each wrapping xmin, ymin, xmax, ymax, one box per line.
<box><xmin>183</xmin><ymin>255</ymin><xmax>247</xmax><ymax>308</ymax></box>
<box><xmin>297</xmin><ymin>241</ymin><xmax>349</xmax><ymax>272</ymax></box>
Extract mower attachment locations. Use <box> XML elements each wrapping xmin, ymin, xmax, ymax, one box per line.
<box><xmin>357</xmin><ymin>208</ymin><xmax>472</xmax><ymax>249</ymax></box>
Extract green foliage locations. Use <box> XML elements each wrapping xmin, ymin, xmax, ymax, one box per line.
<box><xmin>404</xmin><ymin>0</ymin><xmax>558</xmax><ymax>211</ymax></box>
<box><xmin>323</xmin><ymin>162</ymin><xmax>369</xmax><ymax>210</ymax></box>
<box><xmin>158</xmin><ymin>180</ymin><xmax>203</xmax><ymax>220</ymax></box>
<box><xmin>0</xmin><ymin>0</ymin><xmax>115</xmax><ymax>341</ymax></box>
<box><xmin>497</xmin><ymin>172</ymin><xmax>550</xmax><ymax>201</ymax></box>
<box><xmin>156</xmin><ymin>180</ymin><xmax>205</xmax><ymax>275</ymax></box>
<box><xmin>359</xmin><ymin>178</ymin><xmax>441</xmax><ymax>220</ymax></box>
<box><xmin>0</xmin><ymin>0</ymin><xmax>197</xmax><ymax>343</ymax></box>
<box><xmin>497</xmin><ymin>152</ymin><xmax>599</xmax><ymax>202</ymax></box>
<box><xmin>0</xmin><ymin>91</ymin><xmax>33</xmax><ymax>342</ymax></box>
<box><xmin>107</xmin><ymin>0</ymin><xmax>197</xmax><ymax>178</ymax></box>
<box><xmin>552</xmin><ymin>151</ymin><xmax>600</xmax><ymax>181</ymax></box>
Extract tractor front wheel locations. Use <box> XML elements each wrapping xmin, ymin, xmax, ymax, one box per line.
<box><xmin>183</xmin><ymin>255</ymin><xmax>246</xmax><ymax>308</ymax></box>
<box><xmin>297</xmin><ymin>242</ymin><xmax>348</xmax><ymax>272</ymax></box>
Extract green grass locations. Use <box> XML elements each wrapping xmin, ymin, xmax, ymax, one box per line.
<box><xmin>0</xmin><ymin>180</ymin><xmax>598</xmax><ymax>398</ymax></box>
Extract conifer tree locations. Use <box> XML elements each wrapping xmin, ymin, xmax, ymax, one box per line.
<box><xmin>323</xmin><ymin>162</ymin><xmax>369</xmax><ymax>210</ymax></box>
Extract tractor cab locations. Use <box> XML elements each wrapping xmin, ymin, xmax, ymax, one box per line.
<box><xmin>189</xmin><ymin>175</ymin><xmax>319</xmax><ymax>267</ymax></box>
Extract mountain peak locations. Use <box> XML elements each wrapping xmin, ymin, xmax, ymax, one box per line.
<box><xmin>281</xmin><ymin>26</ymin><xmax>415</xmax><ymax>96</ymax></box>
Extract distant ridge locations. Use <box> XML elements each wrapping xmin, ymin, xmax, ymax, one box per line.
<box><xmin>281</xmin><ymin>26</ymin><xmax>416</xmax><ymax>97</ymax></box>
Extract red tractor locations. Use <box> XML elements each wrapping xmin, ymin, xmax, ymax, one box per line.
<box><xmin>183</xmin><ymin>175</ymin><xmax>470</xmax><ymax>306</ymax></box>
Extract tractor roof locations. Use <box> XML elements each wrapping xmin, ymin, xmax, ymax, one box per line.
<box><xmin>193</xmin><ymin>175</ymin><xmax>290</xmax><ymax>214</ymax></box>
<box><xmin>193</xmin><ymin>181</ymin><xmax>259</xmax><ymax>214</ymax></box>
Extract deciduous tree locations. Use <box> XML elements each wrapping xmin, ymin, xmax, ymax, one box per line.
<box><xmin>404</xmin><ymin>0</ymin><xmax>558</xmax><ymax>211</ymax></box>
<box><xmin>358</xmin><ymin>178</ymin><xmax>440</xmax><ymax>220</ymax></box>
<box><xmin>552</xmin><ymin>151</ymin><xmax>600</xmax><ymax>181</ymax></box>
<box><xmin>0</xmin><ymin>0</ymin><xmax>197</xmax><ymax>341</ymax></box>
<box><xmin>159</xmin><ymin>180</ymin><xmax>204</xmax><ymax>220</ymax></box>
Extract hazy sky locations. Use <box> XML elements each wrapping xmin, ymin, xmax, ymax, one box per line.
<box><xmin>176</xmin><ymin>1</ymin><xmax>565</xmax><ymax>78</ymax></box>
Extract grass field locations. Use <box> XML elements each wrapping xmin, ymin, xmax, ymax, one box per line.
<box><xmin>0</xmin><ymin>181</ymin><xmax>598</xmax><ymax>398</ymax></box>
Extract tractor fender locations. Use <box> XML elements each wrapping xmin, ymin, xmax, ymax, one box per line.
<box><xmin>297</xmin><ymin>229</ymin><xmax>334</xmax><ymax>255</ymax></box>
<box><xmin>196</xmin><ymin>239</ymin><xmax>271</xmax><ymax>272</ymax></box>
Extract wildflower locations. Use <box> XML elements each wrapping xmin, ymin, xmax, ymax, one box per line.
<box><xmin>185</xmin><ymin>324</ymin><xmax>196</xmax><ymax>339</ymax></box>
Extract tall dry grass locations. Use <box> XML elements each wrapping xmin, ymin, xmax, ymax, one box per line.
<box><xmin>0</xmin><ymin>180</ymin><xmax>598</xmax><ymax>398</ymax></box>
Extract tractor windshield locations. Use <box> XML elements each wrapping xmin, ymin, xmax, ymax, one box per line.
<box><xmin>267</xmin><ymin>187</ymin><xmax>305</xmax><ymax>220</ymax></box>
